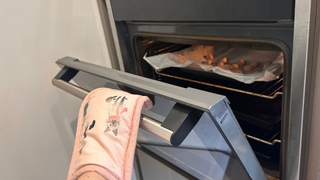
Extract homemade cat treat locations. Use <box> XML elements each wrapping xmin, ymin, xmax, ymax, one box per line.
<box><xmin>206</xmin><ymin>54</ymin><xmax>214</xmax><ymax>60</ymax></box>
<box><xmin>220</xmin><ymin>57</ymin><xmax>227</xmax><ymax>64</ymax></box>
<box><xmin>222</xmin><ymin>64</ymin><xmax>231</xmax><ymax>69</ymax></box>
<box><xmin>238</xmin><ymin>59</ymin><xmax>246</xmax><ymax>66</ymax></box>
<box><xmin>232</xmin><ymin>70</ymin><xmax>243</xmax><ymax>74</ymax></box>
<box><xmin>263</xmin><ymin>61</ymin><xmax>272</xmax><ymax>70</ymax></box>
<box><xmin>249</xmin><ymin>61</ymin><xmax>259</xmax><ymax>68</ymax></box>
<box><xmin>218</xmin><ymin>61</ymin><xmax>225</xmax><ymax>67</ymax></box>
<box><xmin>231</xmin><ymin>64</ymin><xmax>239</xmax><ymax>70</ymax></box>
<box><xmin>244</xmin><ymin>65</ymin><xmax>253</xmax><ymax>71</ymax></box>
<box><xmin>207</xmin><ymin>59</ymin><xmax>217</xmax><ymax>65</ymax></box>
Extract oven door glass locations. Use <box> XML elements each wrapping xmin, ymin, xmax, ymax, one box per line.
<box><xmin>137</xmin><ymin>96</ymin><xmax>252</xmax><ymax>180</ymax></box>
<box><xmin>53</xmin><ymin>57</ymin><xmax>267</xmax><ymax>180</ymax></box>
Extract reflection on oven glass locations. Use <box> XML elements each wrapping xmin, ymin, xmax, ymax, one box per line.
<box><xmin>138</xmin><ymin>113</ymin><xmax>250</xmax><ymax>180</ymax></box>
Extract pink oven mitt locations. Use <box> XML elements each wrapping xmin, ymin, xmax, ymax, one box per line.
<box><xmin>67</xmin><ymin>88</ymin><xmax>153</xmax><ymax>180</ymax></box>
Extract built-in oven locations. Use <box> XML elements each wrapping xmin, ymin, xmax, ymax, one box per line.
<box><xmin>53</xmin><ymin>0</ymin><xmax>320</xmax><ymax>179</ymax></box>
<box><xmin>106</xmin><ymin>3</ymin><xmax>293</xmax><ymax>179</ymax></box>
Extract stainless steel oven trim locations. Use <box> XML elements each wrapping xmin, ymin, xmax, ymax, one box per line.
<box><xmin>53</xmin><ymin>56</ymin><xmax>267</xmax><ymax>180</ymax></box>
<box><xmin>287</xmin><ymin>0</ymin><xmax>319</xmax><ymax>179</ymax></box>
<box><xmin>104</xmin><ymin>0</ymin><xmax>125</xmax><ymax>71</ymax></box>
<box><xmin>95</xmin><ymin>0</ymin><xmax>121</xmax><ymax>70</ymax></box>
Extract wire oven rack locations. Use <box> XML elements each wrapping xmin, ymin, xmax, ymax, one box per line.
<box><xmin>244</xmin><ymin>128</ymin><xmax>281</xmax><ymax>146</ymax></box>
<box><xmin>246</xmin><ymin>134</ymin><xmax>281</xmax><ymax>160</ymax></box>
<box><xmin>155</xmin><ymin>70</ymin><xmax>283</xmax><ymax>99</ymax></box>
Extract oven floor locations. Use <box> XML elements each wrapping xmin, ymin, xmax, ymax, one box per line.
<box><xmin>258</xmin><ymin>155</ymin><xmax>280</xmax><ymax>179</ymax></box>
<box><xmin>266</xmin><ymin>174</ymin><xmax>279</xmax><ymax>180</ymax></box>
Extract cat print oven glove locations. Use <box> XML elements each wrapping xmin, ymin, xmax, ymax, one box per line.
<box><xmin>67</xmin><ymin>88</ymin><xmax>153</xmax><ymax>180</ymax></box>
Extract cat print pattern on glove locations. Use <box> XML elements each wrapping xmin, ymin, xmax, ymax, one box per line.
<box><xmin>104</xmin><ymin>96</ymin><xmax>128</xmax><ymax>136</ymax></box>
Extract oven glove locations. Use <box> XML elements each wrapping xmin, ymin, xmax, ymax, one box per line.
<box><xmin>67</xmin><ymin>88</ymin><xmax>152</xmax><ymax>180</ymax></box>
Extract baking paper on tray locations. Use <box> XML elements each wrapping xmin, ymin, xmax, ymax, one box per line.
<box><xmin>143</xmin><ymin>45</ymin><xmax>283</xmax><ymax>84</ymax></box>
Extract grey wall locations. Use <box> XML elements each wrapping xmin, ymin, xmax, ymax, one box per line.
<box><xmin>0</xmin><ymin>0</ymin><xmax>110</xmax><ymax>179</ymax></box>
<box><xmin>306</xmin><ymin>10</ymin><xmax>320</xmax><ymax>180</ymax></box>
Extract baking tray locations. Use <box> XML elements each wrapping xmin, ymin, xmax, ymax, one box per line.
<box><xmin>179</xmin><ymin>67</ymin><xmax>241</xmax><ymax>83</ymax></box>
<box><xmin>144</xmin><ymin>44</ymin><xmax>284</xmax><ymax>84</ymax></box>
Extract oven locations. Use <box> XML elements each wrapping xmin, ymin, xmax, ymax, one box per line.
<box><xmin>53</xmin><ymin>0</ymin><xmax>319</xmax><ymax>179</ymax></box>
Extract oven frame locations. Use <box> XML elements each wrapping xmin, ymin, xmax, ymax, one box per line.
<box><xmin>99</xmin><ymin>0</ymin><xmax>320</xmax><ymax>179</ymax></box>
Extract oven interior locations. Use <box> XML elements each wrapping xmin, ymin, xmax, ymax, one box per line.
<box><xmin>133</xmin><ymin>35</ymin><xmax>283</xmax><ymax>178</ymax></box>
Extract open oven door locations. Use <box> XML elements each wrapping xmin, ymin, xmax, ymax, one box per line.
<box><xmin>53</xmin><ymin>57</ymin><xmax>267</xmax><ymax>180</ymax></box>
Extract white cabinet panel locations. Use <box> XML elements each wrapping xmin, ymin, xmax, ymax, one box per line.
<box><xmin>0</xmin><ymin>0</ymin><xmax>109</xmax><ymax>179</ymax></box>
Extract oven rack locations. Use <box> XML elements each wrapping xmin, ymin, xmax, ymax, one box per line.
<box><xmin>243</xmin><ymin>124</ymin><xmax>281</xmax><ymax>159</ymax></box>
<box><xmin>244</xmin><ymin>129</ymin><xmax>281</xmax><ymax>146</ymax></box>
<box><xmin>137</xmin><ymin>39</ymin><xmax>155</xmax><ymax>46</ymax></box>
<box><xmin>155</xmin><ymin>70</ymin><xmax>283</xmax><ymax>99</ymax></box>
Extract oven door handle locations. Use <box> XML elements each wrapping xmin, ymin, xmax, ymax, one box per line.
<box><xmin>52</xmin><ymin>78</ymin><xmax>174</xmax><ymax>143</ymax></box>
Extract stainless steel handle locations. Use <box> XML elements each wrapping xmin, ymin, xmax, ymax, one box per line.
<box><xmin>52</xmin><ymin>78</ymin><xmax>172</xmax><ymax>143</ymax></box>
<box><xmin>52</xmin><ymin>60</ymin><xmax>202</xmax><ymax>147</ymax></box>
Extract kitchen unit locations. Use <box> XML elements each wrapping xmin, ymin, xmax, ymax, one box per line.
<box><xmin>53</xmin><ymin>0</ymin><xmax>320</xmax><ymax>179</ymax></box>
